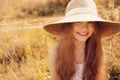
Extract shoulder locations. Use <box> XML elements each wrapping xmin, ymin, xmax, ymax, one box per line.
<box><xmin>48</xmin><ymin>42</ymin><xmax>59</xmax><ymax>63</ymax></box>
<box><xmin>49</xmin><ymin>42</ymin><xmax>59</xmax><ymax>57</ymax></box>
<box><xmin>49</xmin><ymin>43</ymin><xmax>58</xmax><ymax>54</ymax></box>
<box><xmin>48</xmin><ymin>42</ymin><xmax>61</xmax><ymax>80</ymax></box>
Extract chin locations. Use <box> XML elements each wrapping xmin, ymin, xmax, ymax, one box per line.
<box><xmin>74</xmin><ymin>37</ymin><xmax>88</xmax><ymax>42</ymax></box>
<box><xmin>78</xmin><ymin>39</ymin><xmax>87</xmax><ymax>42</ymax></box>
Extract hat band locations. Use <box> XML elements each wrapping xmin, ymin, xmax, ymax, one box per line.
<box><xmin>65</xmin><ymin>7</ymin><xmax>98</xmax><ymax>17</ymax></box>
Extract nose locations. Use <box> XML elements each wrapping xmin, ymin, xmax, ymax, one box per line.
<box><xmin>81</xmin><ymin>22</ymin><xmax>89</xmax><ymax>30</ymax></box>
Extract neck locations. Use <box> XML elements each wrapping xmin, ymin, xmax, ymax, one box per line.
<box><xmin>74</xmin><ymin>39</ymin><xmax>86</xmax><ymax>64</ymax></box>
<box><xmin>74</xmin><ymin>39</ymin><xmax>86</xmax><ymax>51</ymax></box>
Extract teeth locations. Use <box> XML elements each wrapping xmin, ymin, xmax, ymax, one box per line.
<box><xmin>80</xmin><ymin>33</ymin><xmax>87</xmax><ymax>35</ymax></box>
<box><xmin>77</xmin><ymin>32</ymin><xmax>88</xmax><ymax>36</ymax></box>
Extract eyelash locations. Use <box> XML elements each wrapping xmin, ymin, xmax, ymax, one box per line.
<box><xmin>88</xmin><ymin>22</ymin><xmax>94</xmax><ymax>25</ymax></box>
<box><xmin>88</xmin><ymin>22</ymin><xmax>92</xmax><ymax>23</ymax></box>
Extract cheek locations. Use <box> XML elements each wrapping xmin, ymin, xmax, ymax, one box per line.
<box><xmin>73</xmin><ymin>28</ymin><xmax>78</xmax><ymax>37</ymax></box>
<box><xmin>73</xmin><ymin>29</ymin><xmax>76</xmax><ymax>36</ymax></box>
<box><xmin>73</xmin><ymin>27</ymin><xmax>77</xmax><ymax>33</ymax></box>
<box><xmin>89</xmin><ymin>26</ymin><xmax>94</xmax><ymax>34</ymax></box>
<box><xmin>88</xmin><ymin>27</ymin><xmax>94</xmax><ymax>37</ymax></box>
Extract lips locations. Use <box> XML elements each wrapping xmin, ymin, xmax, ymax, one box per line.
<box><xmin>77</xmin><ymin>32</ymin><xmax>89</xmax><ymax>36</ymax></box>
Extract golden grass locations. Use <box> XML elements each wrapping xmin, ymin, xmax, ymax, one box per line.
<box><xmin>0</xmin><ymin>16</ymin><xmax>120</xmax><ymax>79</ymax></box>
<box><xmin>0</xmin><ymin>0</ymin><xmax>119</xmax><ymax>79</ymax></box>
<box><xmin>0</xmin><ymin>0</ymin><xmax>119</xmax><ymax>20</ymax></box>
<box><xmin>0</xmin><ymin>0</ymin><xmax>69</xmax><ymax>20</ymax></box>
<box><xmin>0</xmin><ymin>26</ymin><xmax>57</xmax><ymax>80</ymax></box>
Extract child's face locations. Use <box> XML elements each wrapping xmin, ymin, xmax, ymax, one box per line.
<box><xmin>72</xmin><ymin>22</ymin><xmax>95</xmax><ymax>42</ymax></box>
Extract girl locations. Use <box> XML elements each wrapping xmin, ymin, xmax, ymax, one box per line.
<box><xmin>43</xmin><ymin>0</ymin><xmax>120</xmax><ymax>80</ymax></box>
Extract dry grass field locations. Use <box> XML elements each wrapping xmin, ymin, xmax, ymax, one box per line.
<box><xmin>0</xmin><ymin>16</ymin><xmax>61</xmax><ymax>80</ymax></box>
<box><xmin>0</xmin><ymin>15</ymin><xmax>120</xmax><ymax>80</ymax></box>
<box><xmin>0</xmin><ymin>0</ymin><xmax>120</xmax><ymax>80</ymax></box>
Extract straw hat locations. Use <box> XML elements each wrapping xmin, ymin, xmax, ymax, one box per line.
<box><xmin>43</xmin><ymin>0</ymin><xmax>120</xmax><ymax>37</ymax></box>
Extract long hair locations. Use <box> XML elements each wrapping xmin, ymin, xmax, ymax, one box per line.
<box><xmin>55</xmin><ymin>22</ymin><xmax>104</xmax><ymax>80</ymax></box>
<box><xmin>83</xmin><ymin>22</ymin><xmax>104</xmax><ymax>80</ymax></box>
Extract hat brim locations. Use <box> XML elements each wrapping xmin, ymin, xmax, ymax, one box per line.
<box><xmin>43</xmin><ymin>14</ymin><xmax>120</xmax><ymax>37</ymax></box>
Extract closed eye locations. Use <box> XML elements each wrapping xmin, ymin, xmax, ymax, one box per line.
<box><xmin>88</xmin><ymin>21</ymin><xmax>93</xmax><ymax>23</ymax></box>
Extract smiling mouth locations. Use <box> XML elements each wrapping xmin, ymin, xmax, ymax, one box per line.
<box><xmin>77</xmin><ymin>32</ymin><xmax>89</xmax><ymax>36</ymax></box>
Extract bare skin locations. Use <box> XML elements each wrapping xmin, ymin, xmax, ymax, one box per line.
<box><xmin>74</xmin><ymin>40</ymin><xmax>85</xmax><ymax>64</ymax></box>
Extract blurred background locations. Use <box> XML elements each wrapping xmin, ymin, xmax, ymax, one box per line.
<box><xmin>0</xmin><ymin>0</ymin><xmax>120</xmax><ymax>80</ymax></box>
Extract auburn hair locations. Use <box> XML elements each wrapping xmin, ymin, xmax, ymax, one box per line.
<box><xmin>55</xmin><ymin>22</ymin><xmax>105</xmax><ymax>80</ymax></box>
